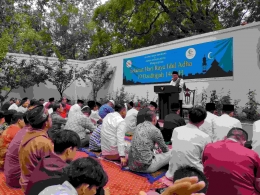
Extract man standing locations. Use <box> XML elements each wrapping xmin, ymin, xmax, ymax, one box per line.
<box><xmin>165</xmin><ymin>107</ymin><xmax>211</xmax><ymax>180</ymax></box>
<box><xmin>203</xmin><ymin>128</ymin><xmax>260</xmax><ymax>194</ymax></box>
<box><xmin>199</xmin><ymin>103</ymin><xmax>218</xmax><ymax>142</ymax></box>
<box><xmin>162</xmin><ymin>103</ymin><xmax>186</xmax><ymax>143</ymax></box>
<box><xmin>170</xmin><ymin>71</ymin><xmax>185</xmax><ymax>117</ymax></box>
<box><xmin>212</xmin><ymin>104</ymin><xmax>242</xmax><ymax>142</ymax></box>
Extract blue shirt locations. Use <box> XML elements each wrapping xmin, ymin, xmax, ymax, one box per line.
<box><xmin>98</xmin><ymin>104</ymin><xmax>114</xmax><ymax>119</ymax></box>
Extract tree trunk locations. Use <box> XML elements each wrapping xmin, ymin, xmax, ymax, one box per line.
<box><xmin>59</xmin><ymin>91</ymin><xmax>63</xmax><ymax>98</ymax></box>
<box><xmin>93</xmin><ymin>91</ymin><xmax>97</xmax><ymax>101</ymax></box>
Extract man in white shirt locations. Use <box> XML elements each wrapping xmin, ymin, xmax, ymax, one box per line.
<box><xmin>67</xmin><ymin>99</ymin><xmax>84</xmax><ymax>119</ymax></box>
<box><xmin>166</xmin><ymin>106</ymin><xmax>211</xmax><ymax>180</ymax></box>
<box><xmin>88</xmin><ymin>101</ymin><xmax>102</xmax><ymax>124</ymax></box>
<box><xmin>252</xmin><ymin>120</ymin><xmax>260</xmax><ymax>155</ymax></box>
<box><xmin>8</xmin><ymin>99</ymin><xmax>20</xmax><ymax>111</ymax></box>
<box><xmin>212</xmin><ymin>104</ymin><xmax>242</xmax><ymax>142</ymax></box>
<box><xmin>199</xmin><ymin>103</ymin><xmax>218</xmax><ymax>142</ymax></box>
<box><xmin>169</xmin><ymin>71</ymin><xmax>185</xmax><ymax>117</ymax></box>
<box><xmin>126</xmin><ymin>102</ymin><xmax>141</xmax><ymax>118</ymax></box>
<box><xmin>101</xmin><ymin>104</ymin><xmax>127</xmax><ymax>166</ymax></box>
<box><xmin>124</xmin><ymin>102</ymin><xmax>141</xmax><ymax>134</ymax></box>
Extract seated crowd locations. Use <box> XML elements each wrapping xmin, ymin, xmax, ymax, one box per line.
<box><xmin>0</xmin><ymin>95</ymin><xmax>260</xmax><ymax>195</ymax></box>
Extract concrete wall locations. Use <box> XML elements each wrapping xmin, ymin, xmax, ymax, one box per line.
<box><xmin>3</xmin><ymin>22</ymin><xmax>260</xmax><ymax>108</ymax></box>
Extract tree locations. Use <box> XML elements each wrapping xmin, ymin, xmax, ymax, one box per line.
<box><xmin>13</xmin><ymin>0</ymin><xmax>101</xmax><ymax>60</ymax></box>
<box><xmin>0</xmin><ymin>56</ymin><xmax>49</xmax><ymax>105</ymax></box>
<box><xmin>47</xmin><ymin>60</ymin><xmax>83</xmax><ymax>98</ymax></box>
<box><xmin>89</xmin><ymin>0</ymin><xmax>223</xmax><ymax>58</ymax></box>
<box><xmin>89</xmin><ymin>0</ymin><xmax>260</xmax><ymax>59</ymax></box>
<box><xmin>81</xmin><ymin>60</ymin><xmax>114</xmax><ymax>101</ymax></box>
<box><xmin>0</xmin><ymin>0</ymin><xmax>49</xmax><ymax>61</ymax></box>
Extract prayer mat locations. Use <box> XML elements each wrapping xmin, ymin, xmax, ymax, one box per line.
<box><xmin>0</xmin><ymin>172</ymin><xmax>24</xmax><ymax>195</ymax></box>
<box><xmin>100</xmin><ymin>160</ymin><xmax>166</xmax><ymax>195</ymax></box>
<box><xmin>121</xmin><ymin>164</ymin><xmax>169</xmax><ymax>184</ymax></box>
<box><xmin>73</xmin><ymin>150</ymin><xmax>88</xmax><ymax>160</ymax></box>
<box><xmin>77</xmin><ymin>148</ymin><xmax>101</xmax><ymax>158</ymax></box>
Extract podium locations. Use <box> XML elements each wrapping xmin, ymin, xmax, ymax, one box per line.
<box><xmin>154</xmin><ymin>85</ymin><xmax>179</xmax><ymax>120</ymax></box>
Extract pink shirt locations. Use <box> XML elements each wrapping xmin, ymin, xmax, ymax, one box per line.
<box><xmin>203</xmin><ymin>139</ymin><xmax>260</xmax><ymax>195</ymax></box>
<box><xmin>4</xmin><ymin>126</ymin><xmax>28</xmax><ymax>188</ymax></box>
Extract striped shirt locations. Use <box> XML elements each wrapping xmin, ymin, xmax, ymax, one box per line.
<box><xmin>89</xmin><ymin>125</ymin><xmax>102</xmax><ymax>151</ymax></box>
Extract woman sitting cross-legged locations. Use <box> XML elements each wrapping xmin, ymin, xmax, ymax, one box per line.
<box><xmin>128</xmin><ymin>110</ymin><xmax>171</xmax><ymax>173</ymax></box>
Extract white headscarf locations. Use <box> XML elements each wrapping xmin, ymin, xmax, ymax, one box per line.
<box><xmin>68</xmin><ymin>103</ymin><xmax>82</xmax><ymax>119</ymax></box>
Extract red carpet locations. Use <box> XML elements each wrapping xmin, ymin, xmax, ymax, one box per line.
<box><xmin>0</xmin><ymin>151</ymin><xmax>165</xmax><ymax>195</ymax></box>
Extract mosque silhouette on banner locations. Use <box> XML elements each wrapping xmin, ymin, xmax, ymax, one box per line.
<box><xmin>123</xmin><ymin>56</ymin><xmax>233</xmax><ymax>85</ymax></box>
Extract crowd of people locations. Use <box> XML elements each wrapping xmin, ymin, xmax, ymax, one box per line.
<box><xmin>0</xmin><ymin>93</ymin><xmax>260</xmax><ymax>195</ymax></box>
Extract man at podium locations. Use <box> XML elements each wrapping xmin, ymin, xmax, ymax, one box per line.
<box><xmin>169</xmin><ymin>71</ymin><xmax>185</xmax><ymax>117</ymax></box>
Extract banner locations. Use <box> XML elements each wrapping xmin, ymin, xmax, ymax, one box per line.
<box><xmin>123</xmin><ymin>38</ymin><xmax>233</xmax><ymax>85</ymax></box>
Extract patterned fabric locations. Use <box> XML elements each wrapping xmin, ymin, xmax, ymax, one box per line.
<box><xmin>38</xmin><ymin>181</ymin><xmax>77</xmax><ymax>195</ymax></box>
<box><xmin>89</xmin><ymin>125</ymin><xmax>102</xmax><ymax>151</ymax></box>
<box><xmin>99</xmin><ymin>104</ymin><xmax>114</xmax><ymax>119</ymax></box>
<box><xmin>128</xmin><ymin>121</ymin><xmax>169</xmax><ymax>172</ymax></box>
<box><xmin>64</xmin><ymin>112</ymin><xmax>96</xmax><ymax>139</ymax></box>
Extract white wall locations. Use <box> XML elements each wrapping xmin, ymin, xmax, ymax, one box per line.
<box><xmin>3</xmin><ymin>22</ymin><xmax>260</xmax><ymax>108</ymax></box>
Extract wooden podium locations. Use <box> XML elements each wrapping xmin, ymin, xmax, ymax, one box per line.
<box><xmin>154</xmin><ymin>85</ymin><xmax>179</xmax><ymax>120</ymax></box>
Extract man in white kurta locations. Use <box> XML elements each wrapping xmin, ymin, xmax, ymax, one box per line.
<box><xmin>8</xmin><ymin>99</ymin><xmax>20</xmax><ymax>111</ymax></box>
<box><xmin>124</xmin><ymin>102</ymin><xmax>141</xmax><ymax>134</ymax></box>
<box><xmin>212</xmin><ymin>104</ymin><xmax>242</xmax><ymax>142</ymax></box>
<box><xmin>252</xmin><ymin>120</ymin><xmax>260</xmax><ymax>155</ymax></box>
<box><xmin>199</xmin><ymin>103</ymin><xmax>218</xmax><ymax>142</ymax></box>
<box><xmin>67</xmin><ymin>100</ymin><xmax>84</xmax><ymax>119</ymax></box>
<box><xmin>101</xmin><ymin>105</ymin><xmax>127</xmax><ymax>166</ymax></box>
<box><xmin>169</xmin><ymin>71</ymin><xmax>185</xmax><ymax>117</ymax></box>
<box><xmin>166</xmin><ymin>107</ymin><xmax>211</xmax><ymax>180</ymax></box>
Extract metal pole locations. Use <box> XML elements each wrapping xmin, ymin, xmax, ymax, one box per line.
<box><xmin>74</xmin><ymin>67</ymin><xmax>77</xmax><ymax>103</ymax></box>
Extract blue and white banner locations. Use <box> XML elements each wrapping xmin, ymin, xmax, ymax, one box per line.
<box><xmin>123</xmin><ymin>38</ymin><xmax>233</xmax><ymax>85</ymax></box>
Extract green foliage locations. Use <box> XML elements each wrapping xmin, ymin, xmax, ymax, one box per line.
<box><xmin>112</xmin><ymin>87</ymin><xmax>135</xmax><ymax>105</ymax></box>
<box><xmin>242</xmin><ymin>89</ymin><xmax>260</xmax><ymax>121</ymax></box>
<box><xmin>0</xmin><ymin>56</ymin><xmax>49</xmax><ymax>103</ymax></box>
<box><xmin>81</xmin><ymin>60</ymin><xmax>114</xmax><ymax>101</ymax></box>
<box><xmin>46</xmin><ymin>60</ymin><xmax>83</xmax><ymax>97</ymax></box>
